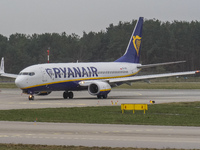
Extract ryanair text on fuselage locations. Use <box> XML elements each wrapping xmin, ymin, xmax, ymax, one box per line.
<box><xmin>45</xmin><ymin>66</ymin><xmax>98</xmax><ymax>78</ymax></box>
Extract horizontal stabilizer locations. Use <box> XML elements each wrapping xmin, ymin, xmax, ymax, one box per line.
<box><xmin>137</xmin><ymin>61</ymin><xmax>186</xmax><ymax>69</ymax></box>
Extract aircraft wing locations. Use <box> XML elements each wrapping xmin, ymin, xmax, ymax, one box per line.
<box><xmin>109</xmin><ymin>71</ymin><xmax>199</xmax><ymax>84</ymax></box>
<box><xmin>0</xmin><ymin>57</ymin><xmax>18</xmax><ymax>79</ymax></box>
<box><xmin>78</xmin><ymin>71</ymin><xmax>199</xmax><ymax>87</ymax></box>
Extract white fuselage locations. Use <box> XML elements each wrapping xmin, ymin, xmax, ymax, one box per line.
<box><xmin>15</xmin><ymin>62</ymin><xmax>140</xmax><ymax>93</ymax></box>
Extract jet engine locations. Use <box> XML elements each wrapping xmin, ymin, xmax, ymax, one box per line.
<box><xmin>88</xmin><ymin>81</ymin><xmax>111</xmax><ymax>98</ymax></box>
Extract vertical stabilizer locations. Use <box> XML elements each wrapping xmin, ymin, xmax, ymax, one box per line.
<box><xmin>0</xmin><ymin>57</ymin><xmax>17</xmax><ymax>78</ymax></box>
<box><xmin>115</xmin><ymin>17</ymin><xmax>143</xmax><ymax>63</ymax></box>
<box><xmin>0</xmin><ymin>57</ymin><xmax>4</xmax><ymax>74</ymax></box>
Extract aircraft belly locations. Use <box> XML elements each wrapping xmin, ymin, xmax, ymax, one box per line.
<box><xmin>24</xmin><ymin>80</ymin><xmax>85</xmax><ymax>93</ymax></box>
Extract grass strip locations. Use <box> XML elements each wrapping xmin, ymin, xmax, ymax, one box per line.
<box><xmin>0</xmin><ymin>143</ymin><xmax>191</xmax><ymax>150</ymax></box>
<box><xmin>0</xmin><ymin>83</ymin><xmax>17</xmax><ymax>88</ymax></box>
<box><xmin>0</xmin><ymin>102</ymin><xmax>200</xmax><ymax>126</ymax></box>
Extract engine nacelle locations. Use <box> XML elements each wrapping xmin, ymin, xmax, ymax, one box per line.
<box><xmin>88</xmin><ymin>81</ymin><xmax>111</xmax><ymax>96</ymax></box>
<box><xmin>35</xmin><ymin>91</ymin><xmax>52</xmax><ymax>96</ymax></box>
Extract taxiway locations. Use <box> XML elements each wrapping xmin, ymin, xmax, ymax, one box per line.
<box><xmin>0</xmin><ymin>121</ymin><xmax>200</xmax><ymax>149</ymax></box>
<box><xmin>0</xmin><ymin>88</ymin><xmax>200</xmax><ymax>149</ymax></box>
<box><xmin>0</xmin><ymin>88</ymin><xmax>200</xmax><ymax>110</ymax></box>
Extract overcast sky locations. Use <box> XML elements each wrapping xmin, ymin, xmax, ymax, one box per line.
<box><xmin>0</xmin><ymin>0</ymin><xmax>200</xmax><ymax>37</ymax></box>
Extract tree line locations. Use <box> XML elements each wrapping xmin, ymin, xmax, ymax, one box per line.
<box><xmin>0</xmin><ymin>19</ymin><xmax>200</xmax><ymax>74</ymax></box>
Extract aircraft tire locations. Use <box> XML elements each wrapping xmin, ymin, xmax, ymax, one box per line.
<box><xmin>68</xmin><ymin>92</ymin><xmax>74</xmax><ymax>99</ymax></box>
<box><xmin>102</xmin><ymin>95</ymin><xmax>107</xmax><ymax>99</ymax></box>
<box><xmin>97</xmin><ymin>95</ymin><xmax>101</xmax><ymax>99</ymax></box>
<box><xmin>28</xmin><ymin>95</ymin><xmax>34</xmax><ymax>101</ymax></box>
<box><xmin>63</xmin><ymin>92</ymin><xmax>69</xmax><ymax>99</ymax></box>
<box><xmin>97</xmin><ymin>95</ymin><xmax>107</xmax><ymax>99</ymax></box>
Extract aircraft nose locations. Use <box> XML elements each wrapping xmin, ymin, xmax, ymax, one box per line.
<box><xmin>15</xmin><ymin>76</ymin><xmax>25</xmax><ymax>88</ymax></box>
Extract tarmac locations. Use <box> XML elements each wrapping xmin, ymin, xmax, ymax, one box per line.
<box><xmin>0</xmin><ymin>88</ymin><xmax>200</xmax><ymax>149</ymax></box>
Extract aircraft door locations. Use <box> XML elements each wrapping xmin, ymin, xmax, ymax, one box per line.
<box><xmin>40</xmin><ymin>67</ymin><xmax>48</xmax><ymax>82</ymax></box>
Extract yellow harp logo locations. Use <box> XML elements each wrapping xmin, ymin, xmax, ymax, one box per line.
<box><xmin>132</xmin><ymin>35</ymin><xmax>141</xmax><ymax>56</ymax></box>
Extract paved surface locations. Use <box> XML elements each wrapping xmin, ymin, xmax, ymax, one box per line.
<box><xmin>0</xmin><ymin>88</ymin><xmax>200</xmax><ymax>110</ymax></box>
<box><xmin>0</xmin><ymin>88</ymin><xmax>200</xmax><ymax>149</ymax></box>
<box><xmin>0</xmin><ymin>121</ymin><xmax>200</xmax><ymax>149</ymax></box>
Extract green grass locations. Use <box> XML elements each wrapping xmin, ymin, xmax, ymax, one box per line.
<box><xmin>0</xmin><ymin>82</ymin><xmax>17</xmax><ymax>88</ymax></box>
<box><xmin>0</xmin><ymin>102</ymin><xmax>200</xmax><ymax>126</ymax></box>
<box><xmin>0</xmin><ymin>143</ymin><xmax>191</xmax><ymax>150</ymax></box>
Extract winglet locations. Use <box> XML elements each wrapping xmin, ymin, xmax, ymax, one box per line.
<box><xmin>0</xmin><ymin>57</ymin><xmax>4</xmax><ymax>74</ymax></box>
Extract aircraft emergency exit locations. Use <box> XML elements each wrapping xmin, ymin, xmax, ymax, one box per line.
<box><xmin>0</xmin><ymin>17</ymin><xmax>199</xmax><ymax>100</ymax></box>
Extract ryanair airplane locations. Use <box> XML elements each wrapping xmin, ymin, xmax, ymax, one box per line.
<box><xmin>0</xmin><ymin>17</ymin><xmax>199</xmax><ymax>100</ymax></box>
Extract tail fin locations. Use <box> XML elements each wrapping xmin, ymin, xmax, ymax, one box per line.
<box><xmin>115</xmin><ymin>17</ymin><xmax>143</xmax><ymax>63</ymax></box>
<box><xmin>0</xmin><ymin>57</ymin><xmax>18</xmax><ymax>78</ymax></box>
<box><xmin>0</xmin><ymin>57</ymin><xmax>4</xmax><ymax>74</ymax></box>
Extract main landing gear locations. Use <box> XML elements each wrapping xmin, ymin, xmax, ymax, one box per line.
<box><xmin>28</xmin><ymin>95</ymin><xmax>34</xmax><ymax>100</ymax></box>
<box><xmin>63</xmin><ymin>91</ymin><xmax>74</xmax><ymax>99</ymax></box>
<box><xmin>97</xmin><ymin>94</ymin><xmax>107</xmax><ymax>99</ymax></box>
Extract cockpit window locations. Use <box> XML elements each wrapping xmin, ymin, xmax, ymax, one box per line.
<box><xmin>29</xmin><ymin>72</ymin><xmax>35</xmax><ymax>76</ymax></box>
<box><xmin>19</xmin><ymin>72</ymin><xmax>28</xmax><ymax>75</ymax></box>
<box><xmin>19</xmin><ymin>72</ymin><xmax>35</xmax><ymax>76</ymax></box>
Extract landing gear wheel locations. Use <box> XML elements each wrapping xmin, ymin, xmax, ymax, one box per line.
<box><xmin>63</xmin><ymin>91</ymin><xmax>74</xmax><ymax>99</ymax></box>
<box><xmin>68</xmin><ymin>92</ymin><xmax>74</xmax><ymax>99</ymax></box>
<box><xmin>63</xmin><ymin>92</ymin><xmax>69</xmax><ymax>99</ymax></box>
<box><xmin>97</xmin><ymin>95</ymin><xmax>107</xmax><ymax>99</ymax></box>
<box><xmin>102</xmin><ymin>95</ymin><xmax>107</xmax><ymax>99</ymax></box>
<box><xmin>28</xmin><ymin>95</ymin><xmax>34</xmax><ymax>100</ymax></box>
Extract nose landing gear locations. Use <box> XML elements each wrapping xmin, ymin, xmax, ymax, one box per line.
<box><xmin>28</xmin><ymin>95</ymin><xmax>34</xmax><ymax>100</ymax></box>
